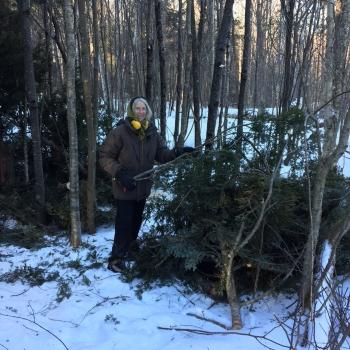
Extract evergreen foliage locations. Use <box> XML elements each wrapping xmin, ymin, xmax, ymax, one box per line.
<box><xmin>130</xmin><ymin>145</ymin><xmax>349</xmax><ymax>298</ymax></box>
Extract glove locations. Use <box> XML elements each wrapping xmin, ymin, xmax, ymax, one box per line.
<box><xmin>183</xmin><ymin>146</ymin><xmax>195</xmax><ymax>154</ymax></box>
<box><xmin>115</xmin><ymin>168</ymin><xmax>136</xmax><ymax>191</ymax></box>
<box><xmin>175</xmin><ymin>146</ymin><xmax>195</xmax><ymax>157</ymax></box>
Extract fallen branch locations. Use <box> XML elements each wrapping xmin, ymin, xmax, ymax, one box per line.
<box><xmin>186</xmin><ymin>312</ymin><xmax>230</xmax><ymax>330</ymax></box>
<box><xmin>79</xmin><ymin>295</ymin><xmax>130</xmax><ymax>324</ymax></box>
<box><xmin>157</xmin><ymin>325</ymin><xmax>290</xmax><ymax>349</ymax></box>
<box><xmin>174</xmin><ymin>286</ymin><xmax>195</xmax><ymax>306</ymax></box>
<box><xmin>0</xmin><ymin>313</ymin><xmax>69</xmax><ymax>350</ymax></box>
<box><xmin>133</xmin><ymin>147</ymin><xmax>202</xmax><ymax>181</ymax></box>
<box><xmin>11</xmin><ymin>288</ymin><xmax>31</xmax><ymax>297</ymax></box>
<box><xmin>133</xmin><ymin>124</ymin><xmax>242</xmax><ymax>182</ymax></box>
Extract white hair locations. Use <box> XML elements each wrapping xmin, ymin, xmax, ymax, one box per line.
<box><xmin>132</xmin><ymin>98</ymin><xmax>153</xmax><ymax>120</ymax></box>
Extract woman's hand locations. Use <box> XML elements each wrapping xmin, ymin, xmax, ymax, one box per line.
<box><xmin>115</xmin><ymin>168</ymin><xmax>136</xmax><ymax>191</ymax></box>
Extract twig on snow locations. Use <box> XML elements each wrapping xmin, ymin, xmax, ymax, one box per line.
<box><xmin>10</xmin><ymin>288</ymin><xmax>31</xmax><ymax>297</ymax></box>
<box><xmin>79</xmin><ymin>295</ymin><xmax>130</xmax><ymax>324</ymax></box>
<box><xmin>0</xmin><ymin>312</ymin><xmax>69</xmax><ymax>350</ymax></box>
<box><xmin>186</xmin><ymin>312</ymin><xmax>230</xmax><ymax>330</ymax></box>
<box><xmin>157</xmin><ymin>325</ymin><xmax>290</xmax><ymax>349</ymax></box>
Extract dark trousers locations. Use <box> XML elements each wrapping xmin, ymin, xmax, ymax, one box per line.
<box><xmin>111</xmin><ymin>199</ymin><xmax>146</xmax><ymax>259</ymax></box>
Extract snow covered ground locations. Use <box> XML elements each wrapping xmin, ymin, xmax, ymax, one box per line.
<box><xmin>1</xmin><ymin>225</ymin><xmax>303</xmax><ymax>350</ymax></box>
<box><xmin>1</xmin><ymin>108</ymin><xmax>349</xmax><ymax>349</ymax></box>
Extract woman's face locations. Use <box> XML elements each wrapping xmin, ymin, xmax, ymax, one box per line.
<box><xmin>133</xmin><ymin>101</ymin><xmax>147</xmax><ymax>120</ymax></box>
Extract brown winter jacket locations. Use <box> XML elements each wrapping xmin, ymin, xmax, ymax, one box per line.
<box><xmin>99</xmin><ymin>118</ymin><xmax>176</xmax><ymax>201</ymax></box>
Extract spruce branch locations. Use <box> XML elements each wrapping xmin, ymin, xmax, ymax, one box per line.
<box><xmin>79</xmin><ymin>295</ymin><xmax>130</xmax><ymax>324</ymax></box>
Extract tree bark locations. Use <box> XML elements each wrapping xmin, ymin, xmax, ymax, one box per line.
<box><xmin>207</xmin><ymin>0</ymin><xmax>215</xmax><ymax>88</ymax></box>
<box><xmin>205</xmin><ymin>0</ymin><xmax>235</xmax><ymax>149</ymax></box>
<box><xmin>177</xmin><ymin>0</ymin><xmax>192</xmax><ymax>148</ymax></box>
<box><xmin>301</xmin><ymin>0</ymin><xmax>350</xmax><ymax>311</ymax></box>
<box><xmin>100</xmin><ymin>3</ymin><xmax>112</xmax><ymax>121</ymax></box>
<box><xmin>191</xmin><ymin>0</ymin><xmax>201</xmax><ymax>147</ymax></box>
<box><xmin>236</xmin><ymin>0</ymin><xmax>252</xmax><ymax>155</ymax></box>
<box><xmin>22</xmin><ymin>100</ymin><xmax>29</xmax><ymax>184</ymax></box>
<box><xmin>145</xmin><ymin>0</ymin><xmax>154</xmax><ymax>103</ymax></box>
<box><xmin>64</xmin><ymin>0</ymin><xmax>82</xmax><ymax>247</ymax></box>
<box><xmin>280</xmin><ymin>0</ymin><xmax>295</xmax><ymax>113</ymax></box>
<box><xmin>92</xmin><ymin>0</ymin><xmax>99</xmax><ymax>128</ymax></box>
<box><xmin>223</xmin><ymin>250</ymin><xmax>242</xmax><ymax>329</ymax></box>
<box><xmin>155</xmin><ymin>0</ymin><xmax>167</xmax><ymax>139</ymax></box>
<box><xmin>43</xmin><ymin>0</ymin><xmax>53</xmax><ymax>100</ymax></box>
<box><xmin>78</xmin><ymin>0</ymin><xmax>96</xmax><ymax>234</ymax></box>
<box><xmin>17</xmin><ymin>0</ymin><xmax>46</xmax><ymax>223</ymax></box>
<box><xmin>174</xmin><ymin>0</ymin><xmax>183</xmax><ymax>144</ymax></box>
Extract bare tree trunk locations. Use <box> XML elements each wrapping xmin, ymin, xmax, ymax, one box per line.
<box><xmin>114</xmin><ymin>0</ymin><xmax>125</xmax><ymax>117</ymax></box>
<box><xmin>92</xmin><ymin>0</ymin><xmax>99</xmax><ymax>125</ymax></box>
<box><xmin>22</xmin><ymin>100</ymin><xmax>29</xmax><ymax>184</ymax></box>
<box><xmin>301</xmin><ymin>110</ymin><xmax>350</xmax><ymax>310</ymax></box>
<box><xmin>295</xmin><ymin>1</ymin><xmax>320</xmax><ymax>108</ymax></box>
<box><xmin>252</xmin><ymin>0</ymin><xmax>266</xmax><ymax>114</ymax></box>
<box><xmin>78</xmin><ymin>0</ymin><xmax>96</xmax><ymax>234</ymax></box>
<box><xmin>278</xmin><ymin>0</ymin><xmax>295</xmax><ymax>148</ymax></box>
<box><xmin>64</xmin><ymin>0</ymin><xmax>82</xmax><ymax>248</ymax></box>
<box><xmin>100</xmin><ymin>3</ymin><xmax>112</xmax><ymax>120</ymax></box>
<box><xmin>236</xmin><ymin>0</ymin><xmax>252</xmax><ymax>155</ymax></box>
<box><xmin>155</xmin><ymin>0</ymin><xmax>167</xmax><ymax>139</ymax></box>
<box><xmin>301</xmin><ymin>0</ymin><xmax>350</xmax><ymax>313</ymax></box>
<box><xmin>229</xmin><ymin>17</ymin><xmax>240</xmax><ymax>106</ymax></box>
<box><xmin>43</xmin><ymin>0</ymin><xmax>53</xmax><ymax>100</ymax></box>
<box><xmin>223</xmin><ymin>249</ymin><xmax>242</xmax><ymax>329</ymax></box>
<box><xmin>280</xmin><ymin>0</ymin><xmax>295</xmax><ymax>113</ymax></box>
<box><xmin>145</xmin><ymin>0</ymin><xmax>154</xmax><ymax>103</ymax></box>
<box><xmin>217</xmin><ymin>45</ymin><xmax>230</xmax><ymax>148</ymax></box>
<box><xmin>177</xmin><ymin>0</ymin><xmax>191</xmax><ymax>148</ymax></box>
<box><xmin>133</xmin><ymin>0</ymin><xmax>144</xmax><ymax>96</ymax></box>
<box><xmin>191</xmin><ymin>0</ymin><xmax>201</xmax><ymax>147</ymax></box>
<box><xmin>17</xmin><ymin>0</ymin><xmax>46</xmax><ymax>223</ymax></box>
<box><xmin>207</xmin><ymin>0</ymin><xmax>215</xmax><ymax>88</ymax></box>
<box><xmin>174</xmin><ymin>0</ymin><xmax>183</xmax><ymax>144</ymax></box>
<box><xmin>50</xmin><ymin>5</ymin><xmax>68</xmax><ymax>64</ymax></box>
<box><xmin>206</xmin><ymin>0</ymin><xmax>235</xmax><ymax>149</ymax></box>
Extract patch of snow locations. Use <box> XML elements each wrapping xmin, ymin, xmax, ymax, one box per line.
<box><xmin>2</xmin><ymin>219</ymin><xmax>17</xmax><ymax>230</ymax></box>
<box><xmin>0</xmin><ymin>225</ymin><xmax>306</xmax><ymax>350</ymax></box>
<box><xmin>97</xmin><ymin>205</ymin><xmax>113</xmax><ymax>212</ymax></box>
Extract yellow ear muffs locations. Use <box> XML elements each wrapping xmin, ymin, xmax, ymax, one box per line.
<box><xmin>131</xmin><ymin>120</ymin><xmax>141</xmax><ymax>130</ymax></box>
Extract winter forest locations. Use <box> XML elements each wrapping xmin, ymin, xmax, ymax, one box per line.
<box><xmin>1</xmin><ymin>0</ymin><xmax>350</xmax><ymax>349</ymax></box>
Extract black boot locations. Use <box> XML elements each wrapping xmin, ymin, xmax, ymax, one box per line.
<box><xmin>107</xmin><ymin>256</ymin><xmax>126</xmax><ymax>273</ymax></box>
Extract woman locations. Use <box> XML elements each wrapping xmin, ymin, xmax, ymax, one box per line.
<box><xmin>99</xmin><ymin>97</ymin><xmax>193</xmax><ymax>272</ymax></box>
